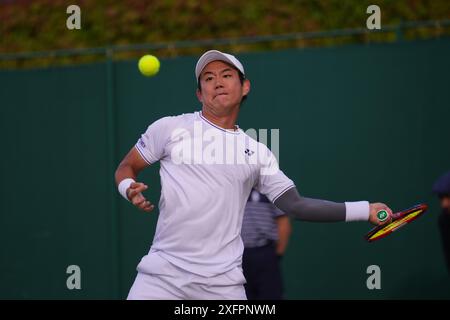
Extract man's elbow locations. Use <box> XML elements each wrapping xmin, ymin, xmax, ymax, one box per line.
<box><xmin>114</xmin><ymin>161</ymin><xmax>133</xmax><ymax>185</ymax></box>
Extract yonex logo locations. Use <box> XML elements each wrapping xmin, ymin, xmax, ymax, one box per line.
<box><xmin>245</xmin><ymin>149</ymin><xmax>254</xmax><ymax>156</ymax></box>
<box><xmin>139</xmin><ymin>138</ymin><xmax>146</xmax><ymax>148</ymax></box>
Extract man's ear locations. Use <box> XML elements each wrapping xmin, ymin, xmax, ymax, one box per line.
<box><xmin>196</xmin><ymin>89</ymin><xmax>203</xmax><ymax>103</ymax></box>
<box><xmin>242</xmin><ymin>79</ymin><xmax>251</xmax><ymax>97</ymax></box>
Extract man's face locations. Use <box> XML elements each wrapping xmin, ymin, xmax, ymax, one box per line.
<box><xmin>440</xmin><ymin>195</ymin><xmax>450</xmax><ymax>213</ymax></box>
<box><xmin>196</xmin><ymin>60</ymin><xmax>250</xmax><ymax>112</ymax></box>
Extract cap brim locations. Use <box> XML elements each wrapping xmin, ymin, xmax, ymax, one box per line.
<box><xmin>195</xmin><ymin>50</ymin><xmax>244</xmax><ymax>81</ymax></box>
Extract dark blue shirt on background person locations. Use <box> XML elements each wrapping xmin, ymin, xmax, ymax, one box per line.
<box><xmin>432</xmin><ymin>171</ymin><xmax>450</xmax><ymax>274</ymax></box>
<box><xmin>241</xmin><ymin>189</ymin><xmax>291</xmax><ymax>300</ymax></box>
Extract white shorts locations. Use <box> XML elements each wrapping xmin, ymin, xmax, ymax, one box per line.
<box><xmin>127</xmin><ymin>251</ymin><xmax>247</xmax><ymax>300</ymax></box>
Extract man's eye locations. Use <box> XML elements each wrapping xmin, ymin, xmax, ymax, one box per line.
<box><xmin>205</xmin><ymin>77</ymin><xmax>213</xmax><ymax>81</ymax></box>
<box><xmin>224</xmin><ymin>74</ymin><xmax>232</xmax><ymax>78</ymax></box>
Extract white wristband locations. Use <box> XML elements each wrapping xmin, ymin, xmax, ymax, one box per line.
<box><xmin>118</xmin><ymin>178</ymin><xmax>135</xmax><ymax>202</ymax></box>
<box><xmin>345</xmin><ymin>201</ymin><xmax>370</xmax><ymax>222</ymax></box>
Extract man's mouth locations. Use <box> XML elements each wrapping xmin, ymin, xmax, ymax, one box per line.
<box><xmin>214</xmin><ymin>93</ymin><xmax>228</xmax><ymax>98</ymax></box>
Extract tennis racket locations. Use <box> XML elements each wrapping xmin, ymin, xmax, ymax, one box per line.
<box><xmin>365</xmin><ymin>203</ymin><xmax>428</xmax><ymax>242</ymax></box>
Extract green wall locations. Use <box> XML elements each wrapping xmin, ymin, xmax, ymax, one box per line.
<box><xmin>1</xmin><ymin>38</ymin><xmax>449</xmax><ymax>299</ymax></box>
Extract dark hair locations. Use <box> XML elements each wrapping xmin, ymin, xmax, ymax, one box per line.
<box><xmin>197</xmin><ymin>69</ymin><xmax>248</xmax><ymax>103</ymax></box>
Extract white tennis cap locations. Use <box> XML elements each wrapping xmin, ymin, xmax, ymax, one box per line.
<box><xmin>195</xmin><ymin>50</ymin><xmax>245</xmax><ymax>82</ymax></box>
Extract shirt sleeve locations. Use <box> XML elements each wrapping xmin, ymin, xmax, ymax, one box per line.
<box><xmin>272</xmin><ymin>204</ymin><xmax>286</xmax><ymax>218</ymax></box>
<box><xmin>255</xmin><ymin>144</ymin><xmax>296</xmax><ymax>204</ymax></box>
<box><xmin>135</xmin><ymin>116</ymin><xmax>172</xmax><ymax>164</ymax></box>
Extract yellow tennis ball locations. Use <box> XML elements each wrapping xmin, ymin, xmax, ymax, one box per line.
<box><xmin>138</xmin><ymin>55</ymin><xmax>160</xmax><ymax>77</ymax></box>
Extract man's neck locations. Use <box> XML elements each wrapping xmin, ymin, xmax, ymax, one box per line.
<box><xmin>201</xmin><ymin>106</ymin><xmax>239</xmax><ymax>130</ymax></box>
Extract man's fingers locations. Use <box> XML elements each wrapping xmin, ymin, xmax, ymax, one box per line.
<box><xmin>387</xmin><ymin>207</ymin><xmax>394</xmax><ymax>217</ymax></box>
<box><xmin>128</xmin><ymin>184</ymin><xmax>148</xmax><ymax>199</ymax></box>
<box><xmin>132</xmin><ymin>194</ymin><xmax>146</xmax><ymax>205</ymax></box>
<box><xmin>378</xmin><ymin>217</ymin><xmax>390</xmax><ymax>226</ymax></box>
<box><xmin>142</xmin><ymin>201</ymin><xmax>155</xmax><ymax>212</ymax></box>
<box><xmin>385</xmin><ymin>208</ymin><xmax>394</xmax><ymax>223</ymax></box>
<box><xmin>369</xmin><ymin>202</ymin><xmax>394</xmax><ymax>226</ymax></box>
<box><xmin>129</xmin><ymin>182</ymin><xmax>147</xmax><ymax>190</ymax></box>
<box><xmin>140</xmin><ymin>201</ymin><xmax>155</xmax><ymax>212</ymax></box>
<box><xmin>131</xmin><ymin>196</ymin><xmax>155</xmax><ymax>212</ymax></box>
<box><xmin>139</xmin><ymin>200</ymin><xmax>150</xmax><ymax>209</ymax></box>
<box><xmin>130</xmin><ymin>182</ymin><xmax>146</xmax><ymax>189</ymax></box>
<box><xmin>130</xmin><ymin>184</ymin><xmax>148</xmax><ymax>194</ymax></box>
<box><xmin>133</xmin><ymin>197</ymin><xmax>145</xmax><ymax>206</ymax></box>
<box><xmin>126</xmin><ymin>182</ymin><xmax>154</xmax><ymax>212</ymax></box>
<box><xmin>376</xmin><ymin>204</ymin><xmax>393</xmax><ymax>226</ymax></box>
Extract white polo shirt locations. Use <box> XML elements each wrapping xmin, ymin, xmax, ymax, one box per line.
<box><xmin>134</xmin><ymin>111</ymin><xmax>295</xmax><ymax>277</ymax></box>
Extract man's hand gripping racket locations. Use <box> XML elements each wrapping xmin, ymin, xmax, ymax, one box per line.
<box><xmin>366</xmin><ymin>203</ymin><xmax>428</xmax><ymax>242</ymax></box>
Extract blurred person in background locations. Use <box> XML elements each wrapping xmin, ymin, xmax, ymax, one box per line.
<box><xmin>241</xmin><ymin>189</ymin><xmax>291</xmax><ymax>300</ymax></box>
<box><xmin>432</xmin><ymin>171</ymin><xmax>450</xmax><ymax>274</ymax></box>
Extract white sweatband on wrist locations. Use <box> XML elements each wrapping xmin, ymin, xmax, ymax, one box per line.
<box><xmin>118</xmin><ymin>178</ymin><xmax>135</xmax><ymax>202</ymax></box>
<box><xmin>345</xmin><ymin>201</ymin><xmax>370</xmax><ymax>222</ymax></box>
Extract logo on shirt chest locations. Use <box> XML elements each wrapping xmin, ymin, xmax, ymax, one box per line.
<box><xmin>169</xmin><ymin>122</ymin><xmax>260</xmax><ymax>165</ymax></box>
<box><xmin>245</xmin><ymin>148</ymin><xmax>255</xmax><ymax>156</ymax></box>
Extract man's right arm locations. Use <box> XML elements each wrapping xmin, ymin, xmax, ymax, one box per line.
<box><xmin>115</xmin><ymin>147</ymin><xmax>154</xmax><ymax>212</ymax></box>
<box><xmin>274</xmin><ymin>187</ymin><xmax>393</xmax><ymax>226</ymax></box>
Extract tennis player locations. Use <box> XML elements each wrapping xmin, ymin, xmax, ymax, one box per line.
<box><xmin>115</xmin><ymin>49</ymin><xmax>393</xmax><ymax>299</ymax></box>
